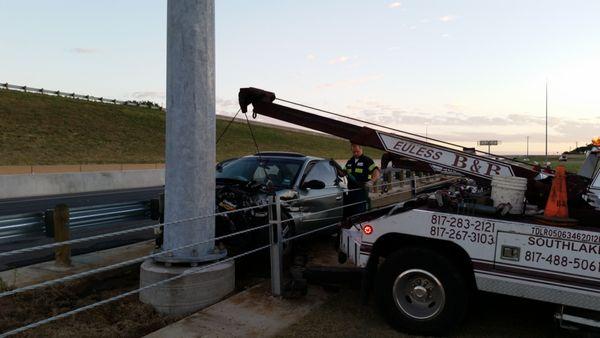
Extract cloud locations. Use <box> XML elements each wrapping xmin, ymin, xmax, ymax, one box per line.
<box><xmin>217</xmin><ymin>98</ymin><xmax>236</xmax><ymax>108</ymax></box>
<box><xmin>441</xmin><ymin>33</ymin><xmax>450</xmax><ymax>38</ymax></box>
<box><xmin>439</xmin><ymin>15</ymin><xmax>457</xmax><ymax>22</ymax></box>
<box><xmin>388</xmin><ymin>2</ymin><xmax>401</xmax><ymax>8</ymax></box>
<box><xmin>317</xmin><ymin>75</ymin><xmax>383</xmax><ymax>89</ymax></box>
<box><xmin>329</xmin><ymin>56</ymin><xmax>351</xmax><ymax>65</ymax></box>
<box><xmin>343</xmin><ymin>99</ymin><xmax>600</xmax><ymax>146</ymax></box>
<box><xmin>306</xmin><ymin>53</ymin><xmax>316</xmax><ymax>61</ymax></box>
<box><xmin>70</xmin><ymin>48</ymin><xmax>100</xmax><ymax>54</ymax></box>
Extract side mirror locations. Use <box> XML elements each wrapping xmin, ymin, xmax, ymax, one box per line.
<box><xmin>301</xmin><ymin>179</ymin><xmax>326</xmax><ymax>190</ymax></box>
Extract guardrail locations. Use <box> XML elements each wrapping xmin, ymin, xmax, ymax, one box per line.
<box><xmin>0</xmin><ymin>82</ymin><xmax>163</xmax><ymax>110</ymax></box>
<box><xmin>0</xmin><ymin>201</ymin><xmax>150</xmax><ymax>241</ymax></box>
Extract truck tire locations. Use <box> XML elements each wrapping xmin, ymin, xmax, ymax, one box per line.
<box><xmin>375</xmin><ymin>247</ymin><xmax>470</xmax><ymax>335</ymax></box>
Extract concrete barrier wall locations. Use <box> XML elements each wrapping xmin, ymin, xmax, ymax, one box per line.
<box><xmin>0</xmin><ymin>163</ymin><xmax>165</xmax><ymax>175</ymax></box>
<box><xmin>0</xmin><ymin>169</ymin><xmax>165</xmax><ymax>199</ymax></box>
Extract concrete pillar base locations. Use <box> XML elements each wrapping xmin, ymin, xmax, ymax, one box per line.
<box><xmin>139</xmin><ymin>259</ymin><xmax>235</xmax><ymax>315</ymax></box>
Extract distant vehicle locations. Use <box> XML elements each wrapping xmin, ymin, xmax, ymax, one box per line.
<box><xmin>559</xmin><ymin>154</ymin><xmax>568</xmax><ymax>161</ymax></box>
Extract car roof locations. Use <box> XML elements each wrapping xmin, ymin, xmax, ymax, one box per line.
<box><xmin>254</xmin><ymin>151</ymin><xmax>306</xmax><ymax>157</ymax></box>
<box><xmin>242</xmin><ymin>151</ymin><xmax>324</xmax><ymax>161</ymax></box>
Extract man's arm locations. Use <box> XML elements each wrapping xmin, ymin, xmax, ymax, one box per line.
<box><xmin>371</xmin><ymin>168</ymin><xmax>381</xmax><ymax>182</ymax></box>
<box><xmin>330</xmin><ymin>159</ymin><xmax>347</xmax><ymax>177</ymax></box>
<box><xmin>366</xmin><ymin>158</ymin><xmax>380</xmax><ymax>187</ymax></box>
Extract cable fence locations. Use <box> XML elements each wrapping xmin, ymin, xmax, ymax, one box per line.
<box><xmin>0</xmin><ymin>244</ymin><xmax>270</xmax><ymax>338</ymax></box>
<box><xmin>0</xmin><ymin>82</ymin><xmax>163</xmax><ymax>110</ymax></box>
<box><xmin>0</xmin><ymin>173</ymin><xmax>457</xmax><ymax>336</ymax></box>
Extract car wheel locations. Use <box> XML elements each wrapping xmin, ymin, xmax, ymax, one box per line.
<box><xmin>375</xmin><ymin>247</ymin><xmax>470</xmax><ymax>335</ymax></box>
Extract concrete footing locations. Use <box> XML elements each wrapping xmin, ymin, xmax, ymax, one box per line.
<box><xmin>139</xmin><ymin>259</ymin><xmax>235</xmax><ymax>315</ymax></box>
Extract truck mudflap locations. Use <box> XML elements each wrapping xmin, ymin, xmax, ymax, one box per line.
<box><xmin>341</xmin><ymin>227</ymin><xmax>368</xmax><ymax>267</ymax></box>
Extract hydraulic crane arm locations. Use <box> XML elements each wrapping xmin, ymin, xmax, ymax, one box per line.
<box><xmin>239</xmin><ymin>87</ymin><xmax>539</xmax><ymax>181</ymax></box>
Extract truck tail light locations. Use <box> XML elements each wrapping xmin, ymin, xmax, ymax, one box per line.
<box><xmin>363</xmin><ymin>224</ymin><xmax>373</xmax><ymax>235</ymax></box>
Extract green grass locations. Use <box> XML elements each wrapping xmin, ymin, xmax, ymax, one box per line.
<box><xmin>512</xmin><ymin>154</ymin><xmax>585</xmax><ymax>173</ymax></box>
<box><xmin>0</xmin><ymin>89</ymin><xmax>381</xmax><ymax>165</ymax></box>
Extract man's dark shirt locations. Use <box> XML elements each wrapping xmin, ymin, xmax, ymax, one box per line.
<box><xmin>345</xmin><ymin>154</ymin><xmax>378</xmax><ymax>189</ymax></box>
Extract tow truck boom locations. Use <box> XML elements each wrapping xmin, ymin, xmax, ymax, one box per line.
<box><xmin>238</xmin><ymin>87</ymin><xmax>592</xmax><ymax>208</ymax></box>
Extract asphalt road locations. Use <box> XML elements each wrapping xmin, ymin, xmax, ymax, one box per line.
<box><xmin>0</xmin><ymin>187</ymin><xmax>163</xmax><ymax>271</ymax></box>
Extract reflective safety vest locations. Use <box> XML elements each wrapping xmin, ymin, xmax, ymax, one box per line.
<box><xmin>345</xmin><ymin>155</ymin><xmax>378</xmax><ymax>188</ymax></box>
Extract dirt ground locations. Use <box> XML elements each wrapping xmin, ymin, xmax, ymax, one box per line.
<box><xmin>0</xmin><ymin>259</ymin><xmax>267</xmax><ymax>338</ymax></box>
<box><xmin>279</xmin><ymin>285</ymin><xmax>591</xmax><ymax>338</ymax></box>
<box><xmin>0</xmin><ymin>266</ymin><xmax>182</xmax><ymax>338</ymax></box>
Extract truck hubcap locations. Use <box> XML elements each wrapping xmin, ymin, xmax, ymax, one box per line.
<box><xmin>393</xmin><ymin>269</ymin><xmax>445</xmax><ymax>320</ymax></box>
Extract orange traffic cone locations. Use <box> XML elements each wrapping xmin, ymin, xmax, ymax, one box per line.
<box><xmin>544</xmin><ymin>165</ymin><xmax>569</xmax><ymax>219</ymax></box>
<box><xmin>536</xmin><ymin>165</ymin><xmax>577</xmax><ymax>226</ymax></box>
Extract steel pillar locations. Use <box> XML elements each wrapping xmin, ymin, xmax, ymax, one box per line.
<box><xmin>162</xmin><ymin>0</ymin><xmax>222</xmax><ymax>262</ymax></box>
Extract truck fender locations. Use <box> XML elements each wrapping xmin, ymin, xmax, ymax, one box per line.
<box><xmin>364</xmin><ymin>232</ymin><xmax>477</xmax><ymax>293</ymax></box>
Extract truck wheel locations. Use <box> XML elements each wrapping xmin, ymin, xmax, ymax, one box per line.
<box><xmin>375</xmin><ymin>247</ymin><xmax>470</xmax><ymax>335</ymax></box>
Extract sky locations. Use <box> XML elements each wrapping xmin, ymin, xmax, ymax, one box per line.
<box><xmin>2</xmin><ymin>0</ymin><xmax>600</xmax><ymax>155</ymax></box>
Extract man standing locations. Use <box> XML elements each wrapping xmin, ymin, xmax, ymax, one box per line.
<box><xmin>343</xmin><ymin>143</ymin><xmax>380</xmax><ymax>217</ymax></box>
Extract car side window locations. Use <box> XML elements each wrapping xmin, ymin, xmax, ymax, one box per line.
<box><xmin>304</xmin><ymin>160</ymin><xmax>337</xmax><ymax>186</ymax></box>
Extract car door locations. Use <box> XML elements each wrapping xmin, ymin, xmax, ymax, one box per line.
<box><xmin>297</xmin><ymin>160</ymin><xmax>344</xmax><ymax>231</ymax></box>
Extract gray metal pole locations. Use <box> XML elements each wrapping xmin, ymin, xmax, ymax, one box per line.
<box><xmin>163</xmin><ymin>0</ymin><xmax>219</xmax><ymax>262</ymax></box>
<box><xmin>545</xmin><ymin>80</ymin><xmax>548</xmax><ymax>162</ymax></box>
<box><xmin>269</xmin><ymin>196</ymin><xmax>283</xmax><ymax>296</ymax></box>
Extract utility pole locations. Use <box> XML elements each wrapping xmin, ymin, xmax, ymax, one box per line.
<box><xmin>526</xmin><ymin>136</ymin><xmax>529</xmax><ymax>159</ymax></box>
<box><xmin>545</xmin><ymin>80</ymin><xmax>548</xmax><ymax>163</ymax></box>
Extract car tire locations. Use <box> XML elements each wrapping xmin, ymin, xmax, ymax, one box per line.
<box><xmin>375</xmin><ymin>247</ymin><xmax>470</xmax><ymax>336</ymax></box>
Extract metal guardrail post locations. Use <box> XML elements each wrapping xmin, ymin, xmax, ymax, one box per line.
<box><xmin>411</xmin><ymin>174</ymin><xmax>417</xmax><ymax>197</ymax></box>
<box><xmin>269</xmin><ymin>195</ymin><xmax>283</xmax><ymax>296</ymax></box>
<box><xmin>53</xmin><ymin>204</ymin><xmax>71</xmax><ymax>267</ymax></box>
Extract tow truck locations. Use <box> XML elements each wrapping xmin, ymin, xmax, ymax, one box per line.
<box><xmin>238</xmin><ymin>88</ymin><xmax>600</xmax><ymax>335</ymax></box>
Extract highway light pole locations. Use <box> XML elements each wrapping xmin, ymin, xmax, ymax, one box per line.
<box><xmin>141</xmin><ymin>0</ymin><xmax>233</xmax><ymax>315</ymax></box>
<box><xmin>161</xmin><ymin>0</ymin><xmax>222</xmax><ymax>263</ymax></box>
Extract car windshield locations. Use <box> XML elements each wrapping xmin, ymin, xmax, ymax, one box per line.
<box><xmin>216</xmin><ymin>157</ymin><xmax>303</xmax><ymax>189</ymax></box>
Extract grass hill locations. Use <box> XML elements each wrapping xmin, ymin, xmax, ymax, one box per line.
<box><xmin>0</xmin><ymin>89</ymin><xmax>381</xmax><ymax>165</ymax></box>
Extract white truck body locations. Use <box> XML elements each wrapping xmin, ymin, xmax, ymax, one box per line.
<box><xmin>341</xmin><ymin>208</ymin><xmax>600</xmax><ymax>311</ymax></box>
<box><xmin>590</xmin><ymin>169</ymin><xmax>600</xmax><ymax>209</ymax></box>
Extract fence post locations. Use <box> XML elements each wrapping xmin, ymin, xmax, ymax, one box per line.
<box><xmin>53</xmin><ymin>204</ymin><xmax>71</xmax><ymax>267</ymax></box>
<box><xmin>269</xmin><ymin>195</ymin><xmax>283</xmax><ymax>296</ymax></box>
